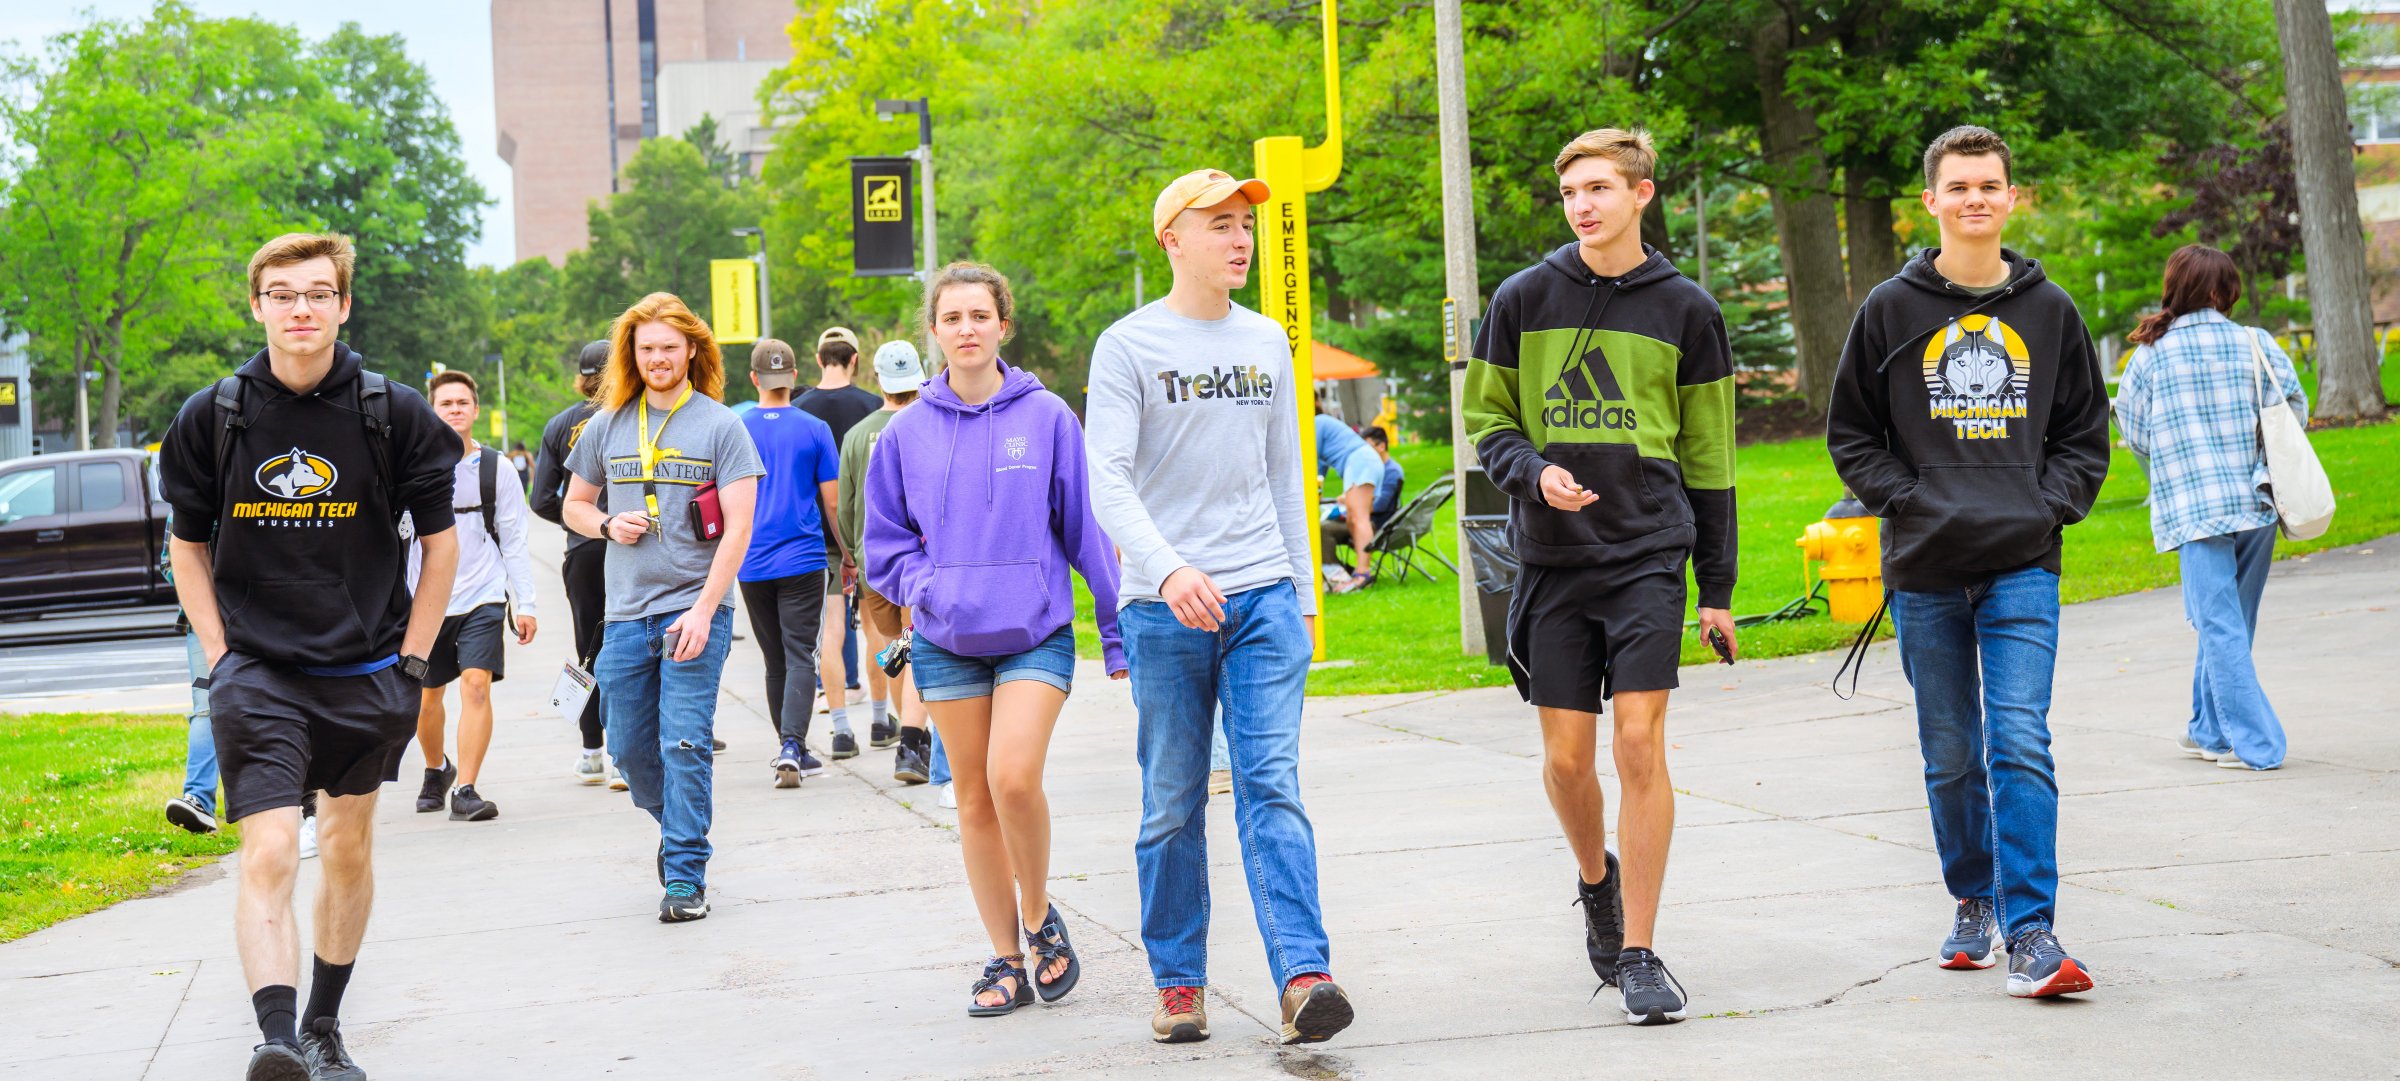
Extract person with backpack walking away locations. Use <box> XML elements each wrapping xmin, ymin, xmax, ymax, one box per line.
<box><xmin>532</xmin><ymin>341</ymin><xmax>623</xmax><ymax>788</ymax></box>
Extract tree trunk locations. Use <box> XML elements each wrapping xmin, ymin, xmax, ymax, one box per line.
<box><xmin>1753</xmin><ymin>17</ymin><xmax>1852</xmax><ymax>413</ymax></box>
<box><xmin>1845</xmin><ymin>166</ymin><xmax>1902</xmax><ymax>307</ymax></box>
<box><xmin>99</xmin><ymin>312</ymin><xmax>124</xmax><ymax>448</ymax></box>
<box><xmin>2276</xmin><ymin>0</ymin><xmax>2388</xmax><ymax>421</ymax></box>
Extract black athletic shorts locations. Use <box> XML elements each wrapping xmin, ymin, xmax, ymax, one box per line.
<box><xmin>1506</xmin><ymin>554</ymin><xmax>1687</xmax><ymax>713</ymax></box>
<box><xmin>208</xmin><ymin>651</ymin><xmax>421</xmax><ymax>821</ymax></box>
<box><xmin>426</xmin><ymin>602</ymin><xmax>507</xmax><ymax>687</ymax></box>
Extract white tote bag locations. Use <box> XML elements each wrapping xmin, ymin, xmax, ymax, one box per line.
<box><xmin>2250</xmin><ymin>330</ymin><xmax>2336</xmax><ymax>541</ymax></box>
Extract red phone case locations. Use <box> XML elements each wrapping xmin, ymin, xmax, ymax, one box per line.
<box><xmin>687</xmin><ymin>481</ymin><xmax>723</xmax><ymax>541</ymax></box>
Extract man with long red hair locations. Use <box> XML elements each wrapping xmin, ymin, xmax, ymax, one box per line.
<box><xmin>561</xmin><ymin>292</ymin><xmax>763</xmax><ymax>922</ymax></box>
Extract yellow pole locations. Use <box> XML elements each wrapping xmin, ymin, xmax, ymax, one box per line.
<box><xmin>1253</xmin><ymin>0</ymin><xmax>1342</xmax><ymax>660</ymax></box>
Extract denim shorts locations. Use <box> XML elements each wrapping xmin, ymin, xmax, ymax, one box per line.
<box><xmin>911</xmin><ymin>625</ymin><xmax>1076</xmax><ymax>702</ymax></box>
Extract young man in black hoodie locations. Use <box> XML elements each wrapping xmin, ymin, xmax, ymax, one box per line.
<box><xmin>1827</xmin><ymin>126</ymin><xmax>2110</xmax><ymax>999</ymax></box>
<box><xmin>1465</xmin><ymin>128</ymin><xmax>1738</xmax><ymax>1026</ymax></box>
<box><xmin>160</xmin><ymin>233</ymin><xmax>463</xmax><ymax>1080</ymax></box>
<box><xmin>531</xmin><ymin>340</ymin><xmax>616</xmax><ymax>786</ymax></box>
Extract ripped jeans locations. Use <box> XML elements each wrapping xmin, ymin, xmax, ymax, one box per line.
<box><xmin>597</xmin><ymin>605</ymin><xmax>734</xmax><ymax>887</ymax></box>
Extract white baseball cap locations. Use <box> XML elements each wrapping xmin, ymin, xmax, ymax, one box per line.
<box><xmin>873</xmin><ymin>339</ymin><xmax>927</xmax><ymax>393</ymax></box>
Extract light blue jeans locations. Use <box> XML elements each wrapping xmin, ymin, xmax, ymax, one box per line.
<box><xmin>2181</xmin><ymin>525</ymin><xmax>2284</xmax><ymax>768</ymax></box>
<box><xmin>182</xmin><ymin>631</ymin><xmax>218</xmax><ymax>808</ymax></box>
<box><xmin>597</xmin><ymin>606</ymin><xmax>735</xmax><ymax>887</ymax></box>
<box><xmin>1124</xmin><ymin>582</ymin><xmax>1329</xmax><ymax>989</ymax></box>
<box><xmin>1891</xmin><ymin>566</ymin><xmax>2063</xmax><ymax>941</ymax></box>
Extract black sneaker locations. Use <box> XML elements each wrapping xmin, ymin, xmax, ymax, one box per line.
<box><xmin>1940</xmin><ymin>897</ymin><xmax>2000</xmax><ymax>969</ymax></box>
<box><xmin>831</xmin><ymin>730</ymin><xmax>860</xmax><ymax>759</ymax></box>
<box><xmin>710</xmin><ymin>736</ymin><xmax>727</xmax><ymax>752</ymax></box>
<box><xmin>893</xmin><ymin>737</ymin><xmax>930</xmax><ymax>785</ymax></box>
<box><xmin>245</xmin><ymin>1041</ymin><xmax>309</xmax><ymax>1081</ymax></box>
<box><xmin>870</xmin><ymin>719</ymin><xmax>900</xmax><ymax>748</ymax></box>
<box><xmin>2006</xmin><ymin>926</ymin><xmax>2093</xmax><ymax>998</ymax></box>
<box><xmin>660</xmin><ymin>882</ymin><xmax>709</xmax><ymax>922</ymax></box>
<box><xmin>415</xmin><ymin>758</ymin><xmax>455</xmax><ymax>813</ymax></box>
<box><xmin>1616</xmin><ymin>948</ymin><xmax>1688</xmax><ymax>1025</ymax></box>
<box><xmin>797</xmin><ymin>748</ymin><xmax>827</xmax><ymax>778</ymax></box>
<box><xmin>448</xmin><ymin>784</ymin><xmax>499</xmax><ymax>822</ymax></box>
<box><xmin>298</xmin><ymin>1017</ymin><xmax>366</xmax><ymax>1081</ymax></box>
<box><xmin>1573</xmin><ymin>851</ymin><xmax>1625</xmax><ymax>985</ymax></box>
<box><xmin>164</xmin><ymin>794</ymin><xmax>218</xmax><ymax>834</ymax></box>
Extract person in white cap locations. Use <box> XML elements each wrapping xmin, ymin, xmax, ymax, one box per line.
<box><xmin>798</xmin><ymin>326</ymin><xmax>882</xmax><ymax>757</ymax></box>
<box><xmin>839</xmin><ymin>339</ymin><xmax>935</xmax><ymax>781</ymax></box>
<box><xmin>1084</xmin><ymin>168</ymin><xmax>1353</xmax><ymax>1046</ymax></box>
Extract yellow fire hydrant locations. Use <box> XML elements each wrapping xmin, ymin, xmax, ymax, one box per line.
<box><xmin>1796</xmin><ymin>494</ymin><xmax>1883</xmax><ymax>623</ymax></box>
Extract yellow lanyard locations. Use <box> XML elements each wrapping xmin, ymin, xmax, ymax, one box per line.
<box><xmin>635</xmin><ymin>386</ymin><xmax>692</xmax><ymax>520</ymax></box>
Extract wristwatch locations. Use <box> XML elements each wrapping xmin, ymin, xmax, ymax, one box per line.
<box><xmin>400</xmin><ymin>654</ymin><xmax>430</xmax><ymax>683</ymax></box>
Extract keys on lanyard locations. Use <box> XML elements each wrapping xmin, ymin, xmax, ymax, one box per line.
<box><xmin>635</xmin><ymin>386</ymin><xmax>692</xmax><ymax>536</ymax></box>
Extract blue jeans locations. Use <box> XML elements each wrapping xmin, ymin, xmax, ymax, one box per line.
<box><xmin>2181</xmin><ymin>525</ymin><xmax>2284</xmax><ymax>768</ymax></box>
<box><xmin>929</xmin><ymin>724</ymin><xmax>951</xmax><ymax>787</ymax></box>
<box><xmin>182</xmin><ymin>631</ymin><xmax>218</xmax><ymax>807</ymax></box>
<box><xmin>1124</xmin><ymin>582</ymin><xmax>1328</xmax><ymax>989</ymax></box>
<box><xmin>597</xmin><ymin>606</ymin><xmax>734</xmax><ymax>887</ymax></box>
<box><xmin>1891</xmin><ymin>566</ymin><xmax>2062</xmax><ymax>940</ymax></box>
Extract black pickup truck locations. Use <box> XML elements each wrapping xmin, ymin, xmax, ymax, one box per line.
<box><xmin>0</xmin><ymin>448</ymin><xmax>173</xmax><ymax>616</ymax></box>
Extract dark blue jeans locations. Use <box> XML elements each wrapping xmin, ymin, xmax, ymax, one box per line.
<box><xmin>597</xmin><ymin>605</ymin><xmax>734</xmax><ymax>887</ymax></box>
<box><xmin>1891</xmin><ymin>566</ymin><xmax>2063</xmax><ymax>940</ymax></box>
<box><xmin>1124</xmin><ymin>582</ymin><xmax>1329</xmax><ymax>989</ymax></box>
<box><xmin>2180</xmin><ymin>525</ymin><xmax>2284</xmax><ymax>768</ymax></box>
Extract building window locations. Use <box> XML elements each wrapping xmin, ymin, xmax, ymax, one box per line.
<box><xmin>638</xmin><ymin>0</ymin><xmax>658</xmax><ymax>138</ymax></box>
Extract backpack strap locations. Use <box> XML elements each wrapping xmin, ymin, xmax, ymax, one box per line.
<box><xmin>478</xmin><ymin>444</ymin><xmax>500</xmax><ymax>544</ymax></box>
<box><xmin>353</xmin><ymin>366</ymin><xmax>396</xmax><ymax>515</ymax></box>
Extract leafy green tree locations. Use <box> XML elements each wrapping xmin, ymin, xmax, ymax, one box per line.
<box><xmin>561</xmin><ymin>137</ymin><xmax>765</xmax><ymax>354</ymax></box>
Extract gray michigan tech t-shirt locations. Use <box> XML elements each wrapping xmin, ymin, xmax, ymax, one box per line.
<box><xmin>566</xmin><ymin>391</ymin><xmax>765</xmax><ymax>621</ymax></box>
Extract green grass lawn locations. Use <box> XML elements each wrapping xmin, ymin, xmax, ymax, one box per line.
<box><xmin>1076</xmin><ymin>421</ymin><xmax>2400</xmax><ymax>696</ymax></box>
<box><xmin>0</xmin><ymin>712</ymin><xmax>238</xmax><ymax>942</ymax></box>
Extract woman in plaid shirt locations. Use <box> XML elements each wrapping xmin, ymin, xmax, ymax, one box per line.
<box><xmin>2116</xmin><ymin>244</ymin><xmax>2309</xmax><ymax>771</ymax></box>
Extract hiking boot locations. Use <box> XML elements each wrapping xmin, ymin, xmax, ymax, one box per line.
<box><xmin>1279</xmin><ymin>973</ymin><xmax>1354</xmax><ymax>1044</ymax></box>
<box><xmin>1152</xmin><ymin>985</ymin><xmax>1208</xmax><ymax>1043</ymax></box>
<box><xmin>448</xmin><ymin>784</ymin><xmax>499</xmax><ymax>822</ymax></box>
<box><xmin>297</xmin><ymin>1017</ymin><xmax>365</xmax><ymax>1081</ymax></box>
<box><xmin>164</xmin><ymin>794</ymin><xmax>218</xmax><ymax>835</ymax></box>
<box><xmin>660</xmin><ymin>882</ymin><xmax>709</xmax><ymax>922</ymax></box>
<box><xmin>415</xmin><ymin>757</ymin><xmax>455</xmax><ymax>813</ymax></box>
<box><xmin>2006</xmin><ymin>927</ymin><xmax>2093</xmax><ymax>998</ymax></box>
<box><xmin>774</xmin><ymin>739</ymin><xmax>803</xmax><ymax>788</ymax></box>
<box><xmin>893</xmin><ymin>738</ymin><xmax>930</xmax><ymax>785</ymax></box>
<box><xmin>831</xmin><ymin>730</ymin><xmax>860</xmax><ymax>759</ymax></box>
<box><xmin>1940</xmin><ymin>897</ymin><xmax>2000</xmax><ymax>969</ymax></box>
<box><xmin>244</xmin><ymin>1041</ymin><xmax>309</xmax><ymax>1081</ymax></box>
<box><xmin>574</xmin><ymin>749</ymin><xmax>607</xmax><ymax>785</ymax></box>
<box><xmin>870</xmin><ymin>719</ymin><xmax>900</xmax><ymax>748</ymax></box>
<box><xmin>1617</xmin><ymin>947</ymin><xmax>1688</xmax><ymax>1025</ymax></box>
<box><xmin>1575</xmin><ymin>851</ymin><xmax>1625</xmax><ymax>985</ymax></box>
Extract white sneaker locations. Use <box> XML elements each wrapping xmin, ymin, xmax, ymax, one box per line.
<box><xmin>936</xmin><ymin>782</ymin><xmax>957</xmax><ymax>809</ymax></box>
<box><xmin>2175</xmin><ymin>734</ymin><xmax>2205</xmax><ymax>758</ymax></box>
<box><xmin>298</xmin><ymin>815</ymin><xmax>319</xmax><ymax>860</ymax></box>
<box><xmin>575</xmin><ymin>750</ymin><xmax>607</xmax><ymax>785</ymax></box>
<box><xmin>607</xmin><ymin>766</ymin><xmax>629</xmax><ymax>792</ymax></box>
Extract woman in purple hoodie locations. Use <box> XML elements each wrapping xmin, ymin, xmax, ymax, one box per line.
<box><xmin>865</xmin><ymin>262</ymin><xmax>1127</xmax><ymax>1017</ymax></box>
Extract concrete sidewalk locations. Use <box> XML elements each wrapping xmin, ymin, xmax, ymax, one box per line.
<box><xmin>6</xmin><ymin>522</ymin><xmax>2396</xmax><ymax>1079</ymax></box>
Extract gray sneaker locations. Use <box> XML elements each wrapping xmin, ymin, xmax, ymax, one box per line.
<box><xmin>2006</xmin><ymin>926</ymin><xmax>2094</xmax><ymax>997</ymax></box>
<box><xmin>1939</xmin><ymin>897</ymin><xmax>2000</xmax><ymax>969</ymax></box>
<box><xmin>1616</xmin><ymin>947</ymin><xmax>1687</xmax><ymax>1025</ymax></box>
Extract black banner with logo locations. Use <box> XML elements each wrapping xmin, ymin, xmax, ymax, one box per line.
<box><xmin>0</xmin><ymin>376</ymin><xmax>19</xmax><ymax>425</ymax></box>
<box><xmin>850</xmin><ymin>156</ymin><xmax>915</xmax><ymax>278</ymax></box>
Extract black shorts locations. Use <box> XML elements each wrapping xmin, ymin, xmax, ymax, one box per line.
<box><xmin>1506</xmin><ymin>555</ymin><xmax>1687</xmax><ymax>713</ymax></box>
<box><xmin>426</xmin><ymin>602</ymin><xmax>507</xmax><ymax>687</ymax></box>
<box><xmin>208</xmin><ymin>651</ymin><xmax>421</xmax><ymax>821</ymax></box>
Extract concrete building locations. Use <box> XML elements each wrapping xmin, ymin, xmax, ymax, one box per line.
<box><xmin>2343</xmin><ymin>1</ymin><xmax>2400</xmax><ymax>323</ymax></box>
<box><xmin>491</xmin><ymin>0</ymin><xmax>792</xmax><ymax>265</ymax></box>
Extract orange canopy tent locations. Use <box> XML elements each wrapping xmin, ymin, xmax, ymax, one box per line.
<box><xmin>1310</xmin><ymin>342</ymin><xmax>1380</xmax><ymax>381</ymax></box>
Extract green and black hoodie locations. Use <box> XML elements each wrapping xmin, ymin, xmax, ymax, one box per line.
<box><xmin>1465</xmin><ymin>243</ymin><xmax>1737</xmax><ymax>609</ymax></box>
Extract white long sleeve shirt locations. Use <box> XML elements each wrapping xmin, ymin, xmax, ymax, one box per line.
<box><xmin>409</xmin><ymin>444</ymin><xmax>540</xmax><ymax>619</ymax></box>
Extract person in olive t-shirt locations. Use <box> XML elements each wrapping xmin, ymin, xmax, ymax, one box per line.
<box><xmin>795</xmin><ymin>326</ymin><xmax>882</xmax><ymax>745</ymax></box>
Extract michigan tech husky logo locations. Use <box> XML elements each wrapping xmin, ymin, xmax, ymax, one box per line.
<box><xmin>1543</xmin><ymin>344</ymin><xmax>1638</xmax><ymax>431</ymax></box>
<box><xmin>255</xmin><ymin>447</ymin><xmax>338</xmax><ymax>499</ymax></box>
<box><xmin>1920</xmin><ymin>315</ymin><xmax>2031</xmax><ymax>440</ymax></box>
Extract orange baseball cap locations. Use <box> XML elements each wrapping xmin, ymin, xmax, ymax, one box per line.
<box><xmin>1152</xmin><ymin>169</ymin><xmax>1271</xmax><ymax>243</ymax></box>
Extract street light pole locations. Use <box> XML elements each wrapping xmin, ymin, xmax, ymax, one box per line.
<box><xmin>878</xmin><ymin>98</ymin><xmax>936</xmax><ymax>361</ymax></box>
<box><xmin>733</xmin><ymin>226</ymin><xmax>772</xmax><ymax>342</ymax></box>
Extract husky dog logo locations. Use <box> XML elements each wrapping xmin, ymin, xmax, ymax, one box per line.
<box><xmin>1003</xmin><ymin>435</ymin><xmax>1028</xmax><ymax>461</ymax></box>
<box><xmin>255</xmin><ymin>447</ymin><xmax>339</xmax><ymax>499</ymax></box>
<box><xmin>1921</xmin><ymin>315</ymin><xmax>2031</xmax><ymax>441</ymax></box>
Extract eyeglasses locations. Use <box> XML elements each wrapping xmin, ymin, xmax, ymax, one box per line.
<box><xmin>255</xmin><ymin>289</ymin><xmax>344</xmax><ymax>310</ymax></box>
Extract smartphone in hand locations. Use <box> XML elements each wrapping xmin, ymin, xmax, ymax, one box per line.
<box><xmin>1707</xmin><ymin>627</ymin><xmax>1735</xmax><ymax>665</ymax></box>
<box><xmin>660</xmin><ymin>628</ymin><xmax>682</xmax><ymax>660</ymax></box>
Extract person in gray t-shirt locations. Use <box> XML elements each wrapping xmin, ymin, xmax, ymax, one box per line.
<box><xmin>561</xmin><ymin>294</ymin><xmax>763</xmax><ymax>922</ymax></box>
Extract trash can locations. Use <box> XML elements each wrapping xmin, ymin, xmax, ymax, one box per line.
<box><xmin>1459</xmin><ymin>466</ymin><xmax>1517</xmax><ymax>667</ymax></box>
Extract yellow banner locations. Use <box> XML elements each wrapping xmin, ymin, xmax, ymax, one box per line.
<box><xmin>711</xmin><ymin>259</ymin><xmax>759</xmax><ymax>344</ymax></box>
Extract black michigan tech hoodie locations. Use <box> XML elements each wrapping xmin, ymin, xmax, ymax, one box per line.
<box><xmin>160</xmin><ymin>344</ymin><xmax>460</xmax><ymax>666</ymax></box>
<box><xmin>1826</xmin><ymin>249</ymin><xmax>2111</xmax><ymax>592</ymax></box>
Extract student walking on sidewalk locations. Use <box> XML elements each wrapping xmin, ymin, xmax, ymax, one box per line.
<box><xmin>866</xmin><ymin>263</ymin><xmax>1126</xmax><ymax>1018</ymax></box>
<box><xmin>2115</xmin><ymin>244</ymin><xmax>2308</xmax><ymax>772</ymax></box>
<box><xmin>736</xmin><ymin>338</ymin><xmax>847</xmax><ymax>788</ymax></box>
<box><xmin>841</xmin><ymin>340</ymin><xmax>934</xmax><ymax>781</ymax></box>
<box><xmin>531</xmin><ymin>341</ymin><xmax>620</xmax><ymax>788</ymax></box>
<box><xmin>1086</xmin><ymin>169</ymin><xmax>1354</xmax><ymax>1046</ymax></box>
<box><xmin>1827</xmin><ymin>126</ymin><xmax>2111</xmax><ymax>999</ymax></box>
<box><xmin>561</xmin><ymin>292</ymin><xmax>763</xmax><ymax>924</ymax></box>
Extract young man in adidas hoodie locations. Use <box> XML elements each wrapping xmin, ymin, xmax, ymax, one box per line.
<box><xmin>1827</xmin><ymin>125</ymin><xmax>2110</xmax><ymax>999</ymax></box>
<box><xmin>159</xmin><ymin>232</ymin><xmax>463</xmax><ymax>1080</ymax></box>
<box><xmin>1464</xmin><ymin>128</ymin><xmax>1737</xmax><ymax>1026</ymax></box>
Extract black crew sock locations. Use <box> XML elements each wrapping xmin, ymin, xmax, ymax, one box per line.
<box><xmin>253</xmin><ymin>984</ymin><xmax>299</xmax><ymax>1047</ymax></box>
<box><xmin>902</xmin><ymin>726</ymin><xmax>930</xmax><ymax>749</ymax></box>
<box><xmin>301</xmin><ymin>956</ymin><xmax>354</xmax><ymax>1031</ymax></box>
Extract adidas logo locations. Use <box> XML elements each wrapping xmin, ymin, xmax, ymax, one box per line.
<box><xmin>1542</xmin><ymin>346</ymin><xmax>1638</xmax><ymax>431</ymax></box>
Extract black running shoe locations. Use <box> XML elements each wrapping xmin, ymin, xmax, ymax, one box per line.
<box><xmin>1574</xmin><ymin>851</ymin><xmax>1625</xmax><ymax>985</ymax></box>
<box><xmin>2006</xmin><ymin>926</ymin><xmax>2094</xmax><ymax>998</ymax></box>
<box><xmin>797</xmin><ymin>748</ymin><xmax>826</xmax><ymax>778</ymax></box>
<box><xmin>870</xmin><ymin>719</ymin><xmax>900</xmax><ymax>748</ymax></box>
<box><xmin>415</xmin><ymin>758</ymin><xmax>455</xmax><ymax>813</ymax></box>
<box><xmin>1940</xmin><ymin>897</ymin><xmax>2000</xmax><ymax>970</ymax></box>
<box><xmin>893</xmin><ymin>739</ymin><xmax>930</xmax><ymax>785</ymax></box>
<box><xmin>164</xmin><ymin>794</ymin><xmax>218</xmax><ymax>834</ymax></box>
<box><xmin>1617</xmin><ymin>948</ymin><xmax>1688</xmax><ymax>1025</ymax></box>
<box><xmin>831</xmin><ymin>730</ymin><xmax>860</xmax><ymax>759</ymax></box>
<box><xmin>660</xmin><ymin>882</ymin><xmax>709</xmax><ymax>922</ymax></box>
<box><xmin>298</xmin><ymin>1017</ymin><xmax>366</xmax><ymax>1081</ymax></box>
<box><xmin>448</xmin><ymin>784</ymin><xmax>499</xmax><ymax>822</ymax></box>
<box><xmin>245</xmin><ymin>1041</ymin><xmax>309</xmax><ymax>1081</ymax></box>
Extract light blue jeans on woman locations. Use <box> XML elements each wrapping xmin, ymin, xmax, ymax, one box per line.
<box><xmin>2181</xmin><ymin>524</ymin><xmax>2285</xmax><ymax>769</ymax></box>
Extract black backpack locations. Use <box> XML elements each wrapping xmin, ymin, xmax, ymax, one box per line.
<box><xmin>462</xmin><ymin>446</ymin><xmax>500</xmax><ymax>545</ymax></box>
<box><xmin>210</xmin><ymin>365</ymin><xmax>395</xmax><ymax>521</ymax></box>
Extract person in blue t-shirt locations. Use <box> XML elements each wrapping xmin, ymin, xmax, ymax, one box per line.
<box><xmin>738</xmin><ymin>338</ymin><xmax>848</xmax><ymax>787</ymax></box>
<box><xmin>1313</xmin><ymin>404</ymin><xmax>1387</xmax><ymax>592</ymax></box>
